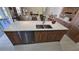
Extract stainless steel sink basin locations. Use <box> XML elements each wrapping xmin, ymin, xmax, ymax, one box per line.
<box><xmin>36</xmin><ymin>25</ymin><xmax>52</xmax><ymax>29</ymax></box>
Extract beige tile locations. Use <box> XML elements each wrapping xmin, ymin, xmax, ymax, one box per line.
<box><xmin>76</xmin><ymin>43</ymin><xmax>79</xmax><ymax>50</ymax></box>
<box><xmin>14</xmin><ymin>35</ymin><xmax>79</xmax><ymax>51</ymax></box>
<box><xmin>60</xmin><ymin>35</ymin><xmax>79</xmax><ymax>51</ymax></box>
<box><xmin>15</xmin><ymin>42</ymin><xmax>62</xmax><ymax>51</ymax></box>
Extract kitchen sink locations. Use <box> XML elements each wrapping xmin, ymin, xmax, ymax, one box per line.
<box><xmin>36</xmin><ymin>25</ymin><xmax>52</xmax><ymax>29</ymax></box>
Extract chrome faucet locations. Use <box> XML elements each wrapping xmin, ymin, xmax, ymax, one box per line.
<box><xmin>42</xmin><ymin>16</ymin><xmax>46</xmax><ymax>26</ymax></box>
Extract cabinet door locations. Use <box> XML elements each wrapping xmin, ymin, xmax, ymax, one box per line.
<box><xmin>67</xmin><ymin>26</ymin><xmax>79</xmax><ymax>42</ymax></box>
<box><xmin>20</xmin><ymin>31</ymin><xmax>34</xmax><ymax>44</ymax></box>
<box><xmin>5</xmin><ymin>32</ymin><xmax>22</xmax><ymax>45</ymax></box>
<box><xmin>34</xmin><ymin>31</ymin><xmax>67</xmax><ymax>43</ymax></box>
<box><xmin>75</xmin><ymin>34</ymin><xmax>79</xmax><ymax>42</ymax></box>
<box><xmin>34</xmin><ymin>31</ymin><xmax>47</xmax><ymax>43</ymax></box>
<box><xmin>47</xmin><ymin>31</ymin><xmax>67</xmax><ymax>42</ymax></box>
<box><xmin>47</xmin><ymin>31</ymin><xmax>57</xmax><ymax>42</ymax></box>
<box><xmin>55</xmin><ymin>30</ymin><xmax>67</xmax><ymax>41</ymax></box>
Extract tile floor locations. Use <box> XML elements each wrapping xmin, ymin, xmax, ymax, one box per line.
<box><xmin>14</xmin><ymin>35</ymin><xmax>79</xmax><ymax>51</ymax></box>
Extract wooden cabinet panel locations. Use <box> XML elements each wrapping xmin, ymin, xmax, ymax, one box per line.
<box><xmin>61</xmin><ymin>7</ymin><xmax>78</xmax><ymax>16</ymax></box>
<box><xmin>34</xmin><ymin>31</ymin><xmax>67</xmax><ymax>43</ymax></box>
<box><xmin>67</xmin><ymin>25</ymin><xmax>79</xmax><ymax>42</ymax></box>
<box><xmin>55</xmin><ymin>30</ymin><xmax>67</xmax><ymax>41</ymax></box>
<box><xmin>68</xmin><ymin>26</ymin><xmax>78</xmax><ymax>37</ymax></box>
<box><xmin>5</xmin><ymin>32</ymin><xmax>22</xmax><ymax>45</ymax></box>
<box><xmin>60</xmin><ymin>7</ymin><xmax>78</xmax><ymax>21</ymax></box>
<box><xmin>34</xmin><ymin>31</ymin><xmax>47</xmax><ymax>43</ymax></box>
<box><xmin>66</xmin><ymin>10</ymin><xmax>79</xmax><ymax>42</ymax></box>
<box><xmin>5</xmin><ymin>30</ymin><xmax>67</xmax><ymax>44</ymax></box>
<box><xmin>47</xmin><ymin>31</ymin><xmax>66</xmax><ymax>42</ymax></box>
<box><xmin>75</xmin><ymin>34</ymin><xmax>79</xmax><ymax>42</ymax></box>
<box><xmin>47</xmin><ymin>31</ymin><xmax>57</xmax><ymax>42</ymax></box>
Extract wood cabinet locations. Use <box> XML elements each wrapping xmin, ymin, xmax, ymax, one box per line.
<box><xmin>5</xmin><ymin>32</ymin><xmax>22</xmax><ymax>45</ymax></box>
<box><xmin>55</xmin><ymin>31</ymin><xmax>67</xmax><ymax>41</ymax></box>
<box><xmin>61</xmin><ymin>7</ymin><xmax>78</xmax><ymax>15</ymax></box>
<box><xmin>34</xmin><ymin>32</ymin><xmax>47</xmax><ymax>43</ymax></box>
<box><xmin>5</xmin><ymin>30</ymin><xmax>67</xmax><ymax>44</ymax></box>
<box><xmin>60</xmin><ymin>7</ymin><xmax>78</xmax><ymax>20</ymax></box>
<box><xmin>75</xmin><ymin>34</ymin><xmax>79</xmax><ymax>42</ymax></box>
<box><xmin>67</xmin><ymin>10</ymin><xmax>79</xmax><ymax>42</ymax></box>
<box><xmin>34</xmin><ymin>31</ymin><xmax>67</xmax><ymax>43</ymax></box>
<box><xmin>67</xmin><ymin>25</ymin><xmax>79</xmax><ymax>42</ymax></box>
<box><xmin>47</xmin><ymin>31</ymin><xmax>57</xmax><ymax>41</ymax></box>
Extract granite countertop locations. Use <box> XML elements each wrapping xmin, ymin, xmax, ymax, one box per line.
<box><xmin>4</xmin><ymin>21</ymin><xmax>68</xmax><ymax>32</ymax></box>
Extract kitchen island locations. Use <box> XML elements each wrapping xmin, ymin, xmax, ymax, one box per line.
<box><xmin>4</xmin><ymin>21</ymin><xmax>68</xmax><ymax>45</ymax></box>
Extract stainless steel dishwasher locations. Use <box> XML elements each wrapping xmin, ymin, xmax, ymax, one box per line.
<box><xmin>19</xmin><ymin>31</ymin><xmax>34</xmax><ymax>44</ymax></box>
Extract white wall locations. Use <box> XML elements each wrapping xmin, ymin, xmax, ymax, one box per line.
<box><xmin>2</xmin><ymin>7</ymin><xmax>12</xmax><ymax>19</ymax></box>
<box><xmin>16</xmin><ymin>7</ymin><xmax>22</xmax><ymax>16</ymax></box>
<box><xmin>45</xmin><ymin>7</ymin><xmax>63</xmax><ymax>18</ymax></box>
<box><xmin>20</xmin><ymin>7</ymin><xmax>63</xmax><ymax>18</ymax></box>
<box><xmin>26</xmin><ymin>7</ymin><xmax>44</xmax><ymax>14</ymax></box>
